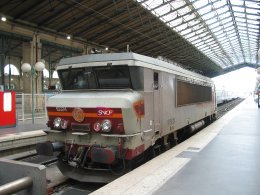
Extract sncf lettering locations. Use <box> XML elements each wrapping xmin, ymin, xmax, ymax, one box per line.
<box><xmin>97</xmin><ymin>108</ymin><xmax>114</xmax><ymax>116</ymax></box>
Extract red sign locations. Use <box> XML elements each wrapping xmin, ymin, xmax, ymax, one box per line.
<box><xmin>97</xmin><ymin>107</ymin><xmax>114</xmax><ymax>116</ymax></box>
<box><xmin>0</xmin><ymin>91</ymin><xmax>16</xmax><ymax>128</ymax></box>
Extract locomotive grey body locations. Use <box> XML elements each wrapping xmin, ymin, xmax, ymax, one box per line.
<box><xmin>44</xmin><ymin>52</ymin><xmax>216</xmax><ymax>182</ymax></box>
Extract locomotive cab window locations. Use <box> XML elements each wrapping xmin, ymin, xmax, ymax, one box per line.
<box><xmin>59</xmin><ymin>67</ymin><xmax>97</xmax><ymax>90</ymax></box>
<box><xmin>94</xmin><ymin>66</ymin><xmax>132</xmax><ymax>89</ymax></box>
<box><xmin>58</xmin><ymin>65</ymin><xmax>134</xmax><ymax>90</ymax></box>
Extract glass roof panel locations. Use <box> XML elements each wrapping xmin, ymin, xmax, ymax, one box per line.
<box><xmin>211</xmin><ymin>26</ymin><xmax>223</xmax><ymax>33</ymax></box>
<box><xmin>143</xmin><ymin>0</ymin><xmax>164</xmax><ymax>9</ymax></box>
<box><xmin>246</xmin><ymin>14</ymin><xmax>259</xmax><ymax>20</ymax></box>
<box><xmin>178</xmin><ymin>7</ymin><xmax>191</xmax><ymax>15</ymax></box>
<box><xmin>168</xmin><ymin>18</ymin><xmax>183</xmax><ymax>27</ymax></box>
<box><xmin>214</xmin><ymin>1</ymin><xmax>226</xmax><ymax>8</ymax></box>
<box><xmin>230</xmin><ymin>0</ymin><xmax>243</xmax><ymax>6</ymax></box>
<box><xmin>197</xmin><ymin>5</ymin><xmax>211</xmax><ymax>14</ymax></box>
<box><xmin>154</xmin><ymin>4</ymin><xmax>170</xmax><ymax>15</ymax></box>
<box><xmin>181</xmin><ymin>28</ymin><xmax>192</xmax><ymax>35</ymax></box>
<box><xmin>209</xmin><ymin>21</ymin><xmax>220</xmax><ymax>29</ymax></box>
<box><xmin>219</xmin><ymin>12</ymin><xmax>231</xmax><ymax>20</ymax></box>
<box><xmin>176</xmin><ymin>23</ymin><xmax>188</xmax><ymax>32</ymax></box>
<box><xmin>233</xmin><ymin>6</ymin><xmax>245</xmax><ymax>13</ymax></box>
<box><xmin>170</xmin><ymin>1</ymin><xmax>186</xmax><ymax>9</ymax></box>
<box><xmin>193</xmin><ymin>1</ymin><xmax>209</xmax><ymax>8</ymax></box>
<box><xmin>207</xmin><ymin>18</ymin><xmax>218</xmax><ymax>26</ymax></box>
<box><xmin>136</xmin><ymin>0</ymin><xmax>260</xmax><ymax>69</ymax></box>
<box><xmin>183</xmin><ymin>14</ymin><xmax>196</xmax><ymax>21</ymax></box>
<box><xmin>162</xmin><ymin>13</ymin><xmax>177</xmax><ymax>23</ymax></box>
<box><xmin>184</xmin><ymin>31</ymin><xmax>196</xmax><ymax>39</ymax></box>
<box><xmin>225</xmin><ymin>26</ymin><xmax>234</xmax><ymax>32</ymax></box>
<box><xmin>235</xmin><ymin>17</ymin><xmax>246</xmax><ymax>23</ymax></box>
<box><xmin>188</xmin><ymin>36</ymin><xmax>198</xmax><ymax>42</ymax></box>
<box><xmin>246</xmin><ymin>8</ymin><xmax>258</xmax><ymax>14</ymax></box>
<box><xmin>234</xmin><ymin>12</ymin><xmax>245</xmax><ymax>18</ymax></box>
<box><xmin>217</xmin><ymin>6</ymin><xmax>229</xmax><ymax>15</ymax></box>
<box><xmin>248</xmin><ymin>24</ymin><xmax>258</xmax><ymax>29</ymax></box>
<box><xmin>201</xmin><ymin>11</ymin><xmax>216</xmax><ymax>20</ymax></box>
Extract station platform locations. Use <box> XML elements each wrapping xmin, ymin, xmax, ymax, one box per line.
<box><xmin>92</xmin><ymin>96</ymin><xmax>260</xmax><ymax>195</ymax></box>
<box><xmin>0</xmin><ymin>118</ymin><xmax>47</xmax><ymax>157</ymax></box>
<box><xmin>0</xmin><ymin>118</ymin><xmax>46</xmax><ymax>136</ymax></box>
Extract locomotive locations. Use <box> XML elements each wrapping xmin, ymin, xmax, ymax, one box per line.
<box><xmin>41</xmin><ymin>52</ymin><xmax>216</xmax><ymax>182</ymax></box>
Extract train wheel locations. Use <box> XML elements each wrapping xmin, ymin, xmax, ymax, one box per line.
<box><xmin>109</xmin><ymin>159</ymin><xmax>127</xmax><ymax>175</ymax></box>
<box><xmin>167</xmin><ymin>133</ymin><xmax>177</xmax><ymax>147</ymax></box>
<box><xmin>144</xmin><ymin>147</ymin><xmax>155</xmax><ymax>161</ymax></box>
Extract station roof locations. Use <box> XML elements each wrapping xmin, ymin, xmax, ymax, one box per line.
<box><xmin>0</xmin><ymin>0</ymin><xmax>259</xmax><ymax>77</ymax></box>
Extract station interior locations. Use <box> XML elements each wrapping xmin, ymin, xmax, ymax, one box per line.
<box><xmin>0</xmin><ymin>0</ymin><xmax>260</xmax><ymax>194</ymax></box>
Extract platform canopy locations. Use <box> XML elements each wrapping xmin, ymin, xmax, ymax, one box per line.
<box><xmin>0</xmin><ymin>0</ymin><xmax>259</xmax><ymax>77</ymax></box>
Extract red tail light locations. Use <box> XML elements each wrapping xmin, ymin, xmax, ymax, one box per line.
<box><xmin>116</xmin><ymin>123</ymin><xmax>125</xmax><ymax>134</ymax></box>
<box><xmin>93</xmin><ymin>122</ymin><xmax>102</xmax><ymax>132</ymax></box>
<box><xmin>133</xmin><ymin>100</ymin><xmax>145</xmax><ymax>118</ymax></box>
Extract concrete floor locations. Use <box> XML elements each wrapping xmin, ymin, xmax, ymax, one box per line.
<box><xmin>0</xmin><ymin>118</ymin><xmax>47</xmax><ymax>136</ymax></box>
<box><xmin>156</xmin><ymin>97</ymin><xmax>260</xmax><ymax>195</ymax></box>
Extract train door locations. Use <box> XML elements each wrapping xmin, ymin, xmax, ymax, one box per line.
<box><xmin>153</xmin><ymin>72</ymin><xmax>161</xmax><ymax>135</ymax></box>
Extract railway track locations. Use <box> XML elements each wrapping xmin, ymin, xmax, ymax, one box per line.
<box><xmin>10</xmin><ymin>153</ymin><xmax>102</xmax><ymax>194</ymax></box>
<box><xmin>216</xmin><ymin>98</ymin><xmax>244</xmax><ymax>119</ymax></box>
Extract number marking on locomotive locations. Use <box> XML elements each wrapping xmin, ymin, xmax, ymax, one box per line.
<box><xmin>56</xmin><ymin>107</ymin><xmax>67</xmax><ymax>111</ymax></box>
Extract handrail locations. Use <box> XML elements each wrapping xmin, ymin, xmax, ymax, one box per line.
<box><xmin>0</xmin><ymin>176</ymin><xmax>33</xmax><ymax>194</ymax></box>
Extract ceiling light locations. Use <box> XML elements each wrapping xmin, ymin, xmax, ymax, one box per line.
<box><xmin>1</xmin><ymin>16</ymin><xmax>6</xmax><ymax>22</ymax></box>
<box><xmin>105</xmin><ymin>47</ymin><xmax>109</xmax><ymax>51</ymax></box>
<box><xmin>67</xmin><ymin>35</ymin><xmax>71</xmax><ymax>40</ymax></box>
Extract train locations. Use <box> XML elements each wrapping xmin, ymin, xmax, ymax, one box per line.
<box><xmin>39</xmin><ymin>52</ymin><xmax>217</xmax><ymax>182</ymax></box>
<box><xmin>216</xmin><ymin>90</ymin><xmax>238</xmax><ymax>105</ymax></box>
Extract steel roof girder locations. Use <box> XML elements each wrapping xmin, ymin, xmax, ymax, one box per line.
<box><xmin>37</xmin><ymin>0</ymin><xmax>86</xmax><ymax>27</ymax></box>
<box><xmin>74</xmin><ymin>2</ymin><xmax>135</xmax><ymax>37</ymax></box>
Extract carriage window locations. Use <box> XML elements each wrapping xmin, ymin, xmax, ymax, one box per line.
<box><xmin>94</xmin><ymin>66</ymin><xmax>132</xmax><ymax>89</ymax></box>
<box><xmin>176</xmin><ymin>80</ymin><xmax>212</xmax><ymax>106</ymax></box>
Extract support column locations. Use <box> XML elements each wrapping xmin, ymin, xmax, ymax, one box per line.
<box><xmin>0</xmin><ymin>36</ymin><xmax>6</xmax><ymax>90</ymax></box>
<box><xmin>34</xmin><ymin>36</ymin><xmax>44</xmax><ymax>113</ymax></box>
<box><xmin>34</xmin><ymin>34</ymin><xmax>43</xmax><ymax>95</ymax></box>
<box><xmin>83</xmin><ymin>44</ymin><xmax>90</xmax><ymax>55</ymax></box>
<box><xmin>22</xmin><ymin>41</ymin><xmax>33</xmax><ymax>113</ymax></box>
<box><xmin>0</xmin><ymin>54</ymin><xmax>5</xmax><ymax>90</ymax></box>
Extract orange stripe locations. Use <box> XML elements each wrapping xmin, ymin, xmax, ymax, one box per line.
<box><xmin>48</xmin><ymin>112</ymin><xmax>71</xmax><ymax>117</ymax></box>
<box><xmin>85</xmin><ymin>113</ymin><xmax>122</xmax><ymax>118</ymax></box>
<box><xmin>48</xmin><ymin>112</ymin><xmax>122</xmax><ymax>118</ymax></box>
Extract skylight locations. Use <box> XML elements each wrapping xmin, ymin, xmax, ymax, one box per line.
<box><xmin>136</xmin><ymin>0</ymin><xmax>260</xmax><ymax>68</ymax></box>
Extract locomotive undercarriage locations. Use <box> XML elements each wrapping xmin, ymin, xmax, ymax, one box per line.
<box><xmin>60</xmin><ymin>143</ymin><xmax>127</xmax><ymax>170</ymax></box>
<box><xmin>56</xmin><ymin>143</ymin><xmax>155</xmax><ymax>183</ymax></box>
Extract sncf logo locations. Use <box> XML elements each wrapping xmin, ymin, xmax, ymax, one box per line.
<box><xmin>97</xmin><ymin>107</ymin><xmax>114</xmax><ymax>116</ymax></box>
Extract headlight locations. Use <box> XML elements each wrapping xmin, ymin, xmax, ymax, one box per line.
<box><xmin>101</xmin><ymin>119</ymin><xmax>112</xmax><ymax>133</ymax></box>
<box><xmin>53</xmin><ymin>117</ymin><xmax>61</xmax><ymax>128</ymax></box>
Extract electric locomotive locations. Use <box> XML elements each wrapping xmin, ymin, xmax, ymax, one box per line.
<box><xmin>41</xmin><ymin>52</ymin><xmax>216</xmax><ymax>182</ymax></box>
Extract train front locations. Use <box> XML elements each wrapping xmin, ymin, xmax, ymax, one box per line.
<box><xmin>43</xmin><ymin>59</ymin><xmax>145</xmax><ymax>182</ymax></box>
